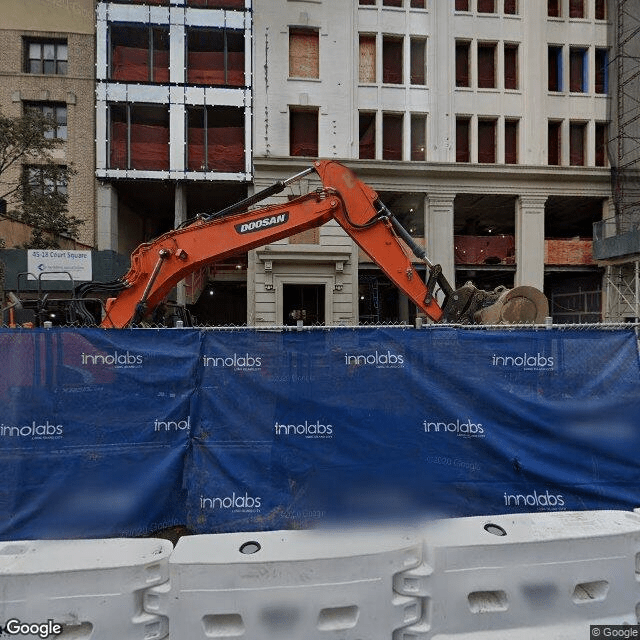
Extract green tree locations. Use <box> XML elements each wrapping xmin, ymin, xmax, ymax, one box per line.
<box><xmin>0</xmin><ymin>109</ymin><xmax>81</xmax><ymax>249</ymax></box>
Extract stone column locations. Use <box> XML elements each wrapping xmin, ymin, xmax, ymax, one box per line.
<box><xmin>174</xmin><ymin>183</ymin><xmax>187</xmax><ymax>306</ymax></box>
<box><xmin>425</xmin><ymin>192</ymin><xmax>456</xmax><ymax>295</ymax></box>
<box><xmin>515</xmin><ymin>195</ymin><xmax>546</xmax><ymax>291</ymax></box>
<box><xmin>96</xmin><ymin>182</ymin><xmax>118</xmax><ymax>251</ymax></box>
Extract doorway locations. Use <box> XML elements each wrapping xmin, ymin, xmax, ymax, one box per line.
<box><xmin>282</xmin><ymin>284</ymin><xmax>326</xmax><ymax>325</ymax></box>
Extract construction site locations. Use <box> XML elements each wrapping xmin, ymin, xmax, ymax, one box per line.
<box><xmin>1</xmin><ymin>0</ymin><xmax>640</xmax><ymax>639</ymax></box>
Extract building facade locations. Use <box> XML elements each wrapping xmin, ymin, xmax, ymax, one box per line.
<box><xmin>0</xmin><ymin>0</ymin><xmax>96</xmax><ymax>248</ymax></box>
<box><xmin>250</xmin><ymin>0</ymin><xmax>611</xmax><ymax>325</ymax></box>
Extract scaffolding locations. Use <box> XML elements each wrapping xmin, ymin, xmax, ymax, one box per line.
<box><xmin>595</xmin><ymin>0</ymin><xmax>640</xmax><ymax>321</ymax></box>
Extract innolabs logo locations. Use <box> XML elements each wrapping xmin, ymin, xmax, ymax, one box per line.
<box><xmin>492</xmin><ymin>352</ymin><xmax>554</xmax><ymax>371</ymax></box>
<box><xmin>81</xmin><ymin>350</ymin><xmax>143</xmax><ymax>369</ymax></box>
<box><xmin>344</xmin><ymin>350</ymin><xmax>404</xmax><ymax>369</ymax></box>
<box><xmin>154</xmin><ymin>417</ymin><xmax>190</xmax><ymax>432</ymax></box>
<box><xmin>202</xmin><ymin>353</ymin><xmax>262</xmax><ymax>371</ymax></box>
<box><xmin>275</xmin><ymin>420</ymin><xmax>333</xmax><ymax>439</ymax></box>
<box><xmin>423</xmin><ymin>418</ymin><xmax>485</xmax><ymax>438</ymax></box>
<box><xmin>0</xmin><ymin>420</ymin><xmax>63</xmax><ymax>440</ymax></box>
<box><xmin>200</xmin><ymin>492</ymin><xmax>262</xmax><ymax>512</ymax></box>
<box><xmin>504</xmin><ymin>490</ymin><xmax>565</xmax><ymax>509</ymax></box>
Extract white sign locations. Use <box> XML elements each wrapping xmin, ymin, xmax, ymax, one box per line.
<box><xmin>27</xmin><ymin>250</ymin><xmax>92</xmax><ymax>282</ymax></box>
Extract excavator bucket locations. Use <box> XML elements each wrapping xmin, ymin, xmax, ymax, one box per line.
<box><xmin>473</xmin><ymin>285</ymin><xmax>549</xmax><ymax>325</ymax></box>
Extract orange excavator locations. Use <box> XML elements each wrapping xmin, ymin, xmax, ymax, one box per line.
<box><xmin>48</xmin><ymin>161</ymin><xmax>548</xmax><ymax>327</ymax></box>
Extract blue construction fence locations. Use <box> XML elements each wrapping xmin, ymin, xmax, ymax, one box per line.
<box><xmin>0</xmin><ymin>326</ymin><xmax>639</xmax><ymax>540</ymax></box>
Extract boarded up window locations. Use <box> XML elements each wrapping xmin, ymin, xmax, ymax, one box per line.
<box><xmin>595</xmin><ymin>123</ymin><xmax>607</xmax><ymax>167</ymax></box>
<box><xmin>569</xmin><ymin>0</ymin><xmax>584</xmax><ymax>18</ymax></box>
<box><xmin>478</xmin><ymin>120</ymin><xmax>496</xmax><ymax>163</ymax></box>
<box><xmin>383</xmin><ymin>36</ymin><xmax>403</xmax><ymax>84</ymax></box>
<box><xmin>289</xmin><ymin>29</ymin><xmax>319</xmax><ymax>78</ymax></box>
<box><xmin>595</xmin><ymin>49</ymin><xmax>608</xmax><ymax>93</ymax></box>
<box><xmin>410</xmin><ymin>38</ymin><xmax>426</xmax><ymax>85</ymax></box>
<box><xmin>411</xmin><ymin>114</ymin><xmax>426</xmax><ymax>160</ymax></box>
<box><xmin>505</xmin><ymin>119</ymin><xmax>518</xmax><ymax>164</ymax></box>
<box><xmin>504</xmin><ymin>44</ymin><xmax>518</xmax><ymax>89</ymax></box>
<box><xmin>569</xmin><ymin>122</ymin><xmax>585</xmax><ymax>166</ymax></box>
<box><xmin>595</xmin><ymin>0</ymin><xmax>606</xmax><ymax>20</ymax></box>
<box><xmin>359</xmin><ymin>35</ymin><xmax>376</xmax><ymax>83</ymax></box>
<box><xmin>290</xmin><ymin>108</ymin><xmax>318</xmax><ymax>156</ymax></box>
<box><xmin>477</xmin><ymin>0</ymin><xmax>495</xmax><ymax>13</ymax></box>
<box><xmin>456</xmin><ymin>117</ymin><xmax>470</xmax><ymax>162</ymax></box>
<box><xmin>290</xmin><ymin>228</ymin><xmax>320</xmax><ymax>244</ymax></box>
<box><xmin>359</xmin><ymin>112</ymin><xmax>376</xmax><ymax>159</ymax></box>
<box><xmin>548</xmin><ymin>0</ymin><xmax>560</xmax><ymax>16</ymax></box>
<box><xmin>477</xmin><ymin>43</ymin><xmax>496</xmax><ymax>88</ymax></box>
<box><xmin>548</xmin><ymin>120</ymin><xmax>561</xmax><ymax>165</ymax></box>
<box><xmin>456</xmin><ymin>41</ymin><xmax>470</xmax><ymax>87</ymax></box>
<box><xmin>504</xmin><ymin>0</ymin><xmax>517</xmax><ymax>14</ymax></box>
<box><xmin>569</xmin><ymin>48</ymin><xmax>586</xmax><ymax>92</ymax></box>
<box><xmin>383</xmin><ymin>113</ymin><xmax>403</xmax><ymax>160</ymax></box>
<box><xmin>548</xmin><ymin>46</ymin><xmax>562</xmax><ymax>91</ymax></box>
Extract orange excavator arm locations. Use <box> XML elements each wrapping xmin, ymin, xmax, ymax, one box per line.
<box><xmin>93</xmin><ymin>160</ymin><xmax>546</xmax><ymax>328</ymax></box>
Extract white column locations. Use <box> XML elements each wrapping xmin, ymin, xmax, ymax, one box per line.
<box><xmin>515</xmin><ymin>195</ymin><xmax>546</xmax><ymax>290</ymax></box>
<box><xmin>96</xmin><ymin>182</ymin><xmax>118</xmax><ymax>251</ymax></box>
<box><xmin>426</xmin><ymin>192</ymin><xmax>456</xmax><ymax>294</ymax></box>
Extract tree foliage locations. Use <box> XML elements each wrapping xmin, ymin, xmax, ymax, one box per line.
<box><xmin>0</xmin><ymin>109</ymin><xmax>82</xmax><ymax>249</ymax></box>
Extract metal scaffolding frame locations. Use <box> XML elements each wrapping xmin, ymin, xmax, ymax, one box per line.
<box><xmin>601</xmin><ymin>0</ymin><xmax>640</xmax><ymax>321</ymax></box>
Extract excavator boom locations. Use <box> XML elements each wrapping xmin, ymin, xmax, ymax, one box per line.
<box><xmin>92</xmin><ymin>160</ymin><xmax>546</xmax><ymax>328</ymax></box>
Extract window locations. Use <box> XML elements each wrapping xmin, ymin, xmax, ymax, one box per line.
<box><xmin>456</xmin><ymin>117</ymin><xmax>470</xmax><ymax>162</ymax></box>
<box><xmin>25</xmin><ymin>102</ymin><xmax>67</xmax><ymax>140</ymax></box>
<box><xmin>359</xmin><ymin>112</ymin><xmax>376</xmax><ymax>159</ymax></box>
<box><xmin>505</xmin><ymin>119</ymin><xmax>518</xmax><ymax>164</ymax></box>
<box><xmin>186</xmin><ymin>0</ymin><xmax>245</xmax><ymax>6</ymax></box>
<box><xmin>109</xmin><ymin>104</ymin><xmax>170</xmax><ymax>170</ymax></box>
<box><xmin>477</xmin><ymin>0</ymin><xmax>495</xmax><ymax>13</ymax></box>
<box><xmin>187</xmin><ymin>28</ymin><xmax>245</xmax><ymax>86</ymax></box>
<box><xmin>383</xmin><ymin>36</ymin><xmax>403</xmax><ymax>84</ymax></box>
<box><xmin>548</xmin><ymin>45</ymin><xmax>562</xmax><ymax>91</ymax></box>
<box><xmin>548</xmin><ymin>120</ymin><xmax>561</xmax><ymax>165</ymax></box>
<box><xmin>110</xmin><ymin>25</ymin><xmax>169</xmax><ymax>83</ymax></box>
<box><xmin>569</xmin><ymin>0</ymin><xmax>584</xmax><ymax>18</ymax></box>
<box><xmin>24</xmin><ymin>166</ymin><xmax>67</xmax><ymax>196</ymax></box>
<box><xmin>359</xmin><ymin>35</ymin><xmax>376</xmax><ymax>83</ymax></box>
<box><xmin>548</xmin><ymin>0</ymin><xmax>560</xmax><ymax>17</ymax></box>
<box><xmin>359</xmin><ymin>0</ymin><xmax>376</xmax><ymax>4</ymax></box>
<box><xmin>569</xmin><ymin>47</ymin><xmax>587</xmax><ymax>92</ymax></box>
<box><xmin>504</xmin><ymin>0</ymin><xmax>517</xmax><ymax>14</ymax></box>
<box><xmin>504</xmin><ymin>44</ymin><xmax>518</xmax><ymax>89</ymax></box>
<box><xmin>595</xmin><ymin>123</ymin><xmax>607</xmax><ymax>167</ymax></box>
<box><xmin>478</xmin><ymin>119</ymin><xmax>496</xmax><ymax>163</ymax></box>
<box><xmin>455</xmin><ymin>0</ymin><xmax>469</xmax><ymax>10</ymax></box>
<box><xmin>569</xmin><ymin>122</ymin><xmax>586</xmax><ymax>165</ymax></box>
<box><xmin>289</xmin><ymin>28</ymin><xmax>319</xmax><ymax>79</ymax></box>
<box><xmin>187</xmin><ymin>106</ymin><xmax>244</xmax><ymax>172</ymax></box>
<box><xmin>456</xmin><ymin>41</ymin><xmax>470</xmax><ymax>87</ymax></box>
<box><xmin>595</xmin><ymin>0</ymin><xmax>606</xmax><ymax>20</ymax></box>
<box><xmin>383</xmin><ymin>0</ymin><xmax>402</xmax><ymax>5</ymax></box>
<box><xmin>477</xmin><ymin>43</ymin><xmax>496</xmax><ymax>88</ymax></box>
<box><xmin>25</xmin><ymin>39</ymin><xmax>67</xmax><ymax>75</ymax></box>
<box><xmin>290</xmin><ymin>108</ymin><xmax>318</xmax><ymax>157</ymax></box>
<box><xmin>411</xmin><ymin>114</ymin><xmax>426</xmax><ymax>160</ymax></box>
<box><xmin>383</xmin><ymin>113</ymin><xmax>403</xmax><ymax>160</ymax></box>
<box><xmin>410</xmin><ymin>0</ymin><xmax>426</xmax><ymax>7</ymax></box>
<box><xmin>410</xmin><ymin>38</ymin><xmax>426</xmax><ymax>85</ymax></box>
<box><xmin>595</xmin><ymin>49</ymin><xmax>608</xmax><ymax>94</ymax></box>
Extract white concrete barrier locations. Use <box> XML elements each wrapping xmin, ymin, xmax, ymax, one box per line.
<box><xmin>396</xmin><ymin>510</ymin><xmax>640</xmax><ymax>639</ymax></box>
<box><xmin>0</xmin><ymin>538</ymin><xmax>172</xmax><ymax>640</ymax></box>
<box><xmin>146</xmin><ymin>527</ymin><xmax>425</xmax><ymax>639</ymax></box>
